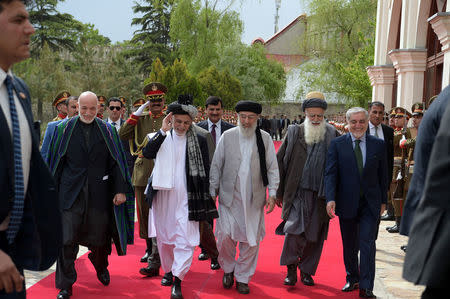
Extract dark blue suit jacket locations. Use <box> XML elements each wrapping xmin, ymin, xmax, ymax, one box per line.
<box><xmin>325</xmin><ymin>133</ymin><xmax>388</xmax><ymax>219</ymax></box>
<box><xmin>40</xmin><ymin>120</ymin><xmax>61</xmax><ymax>161</ymax></box>
<box><xmin>0</xmin><ymin>75</ymin><xmax>62</xmax><ymax>271</ymax></box>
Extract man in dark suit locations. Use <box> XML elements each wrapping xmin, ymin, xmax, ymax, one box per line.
<box><xmin>400</xmin><ymin>85</ymin><xmax>450</xmax><ymax>237</ymax></box>
<box><xmin>197</xmin><ymin>96</ymin><xmax>234</xmax><ymax>145</ymax></box>
<box><xmin>402</xmin><ymin>99</ymin><xmax>450</xmax><ymax>299</ymax></box>
<box><xmin>48</xmin><ymin>92</ymin><xmax>135</xmax><ymax>299</ymax></box>
<box><xmin>366</xmin><ymin>101</ymin><xmax>394</xmax><ymax>220</ymax></box>
<box><xmin>325</xmin><ymin>107</ymin><xmax>388</xmax><ymax>298</ymax></box>
<box><xmin>0</xmin><ymin>0</ymin><xmax>62</xmax><ymax>297</ymax></box>
<box><xmin>196</xmin><ymin>95</ymin><xmax>233</xmax><ymax>266</ymax></box>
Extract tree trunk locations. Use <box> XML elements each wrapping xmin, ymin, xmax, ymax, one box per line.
<box><xmin>37</xmin><ymin>97</ymin><xmax>43</xmax><ymax>121</ymax></box>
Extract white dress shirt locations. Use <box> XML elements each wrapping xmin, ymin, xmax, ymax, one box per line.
<box><xmin>369</xmin><ymin>121</ymin><xmax>384</xmax><ymax>140</ymax></box>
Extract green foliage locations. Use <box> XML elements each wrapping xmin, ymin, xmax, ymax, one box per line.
<box><xmin>170</xmin><ymin>0</ymin><xmax>243</xmax><ymax>74</ymax></box>
<box><xmin>298</xmin><ymin>0</ymin><xmax>377</xmax><ymax>105</ymax></box>
<box><xmin>125</xmin><ymin>0</ymin><xmax>175</xmax><ymax>74</ymax></box>
<box><xmin>216</xmin><ymin>43</ymin><xmax>286</xmax><ymax>103</ymax></box>
<box><xmin>27</xmin><ymin>0</ymin><xmax>85</xmax><ymax>56</ymax></box>
<box><xmin>197</xmin><ymin>66</ymin><xmax>242</xmax><ymax>108</ymax></box>
<box><xmin>146</xmin><ymin>58</ymin><xmax>203</xmax><ymax>104</ymax></box>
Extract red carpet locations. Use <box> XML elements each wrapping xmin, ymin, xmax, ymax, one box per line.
<box><xmin>28</xmin><ymin>141</ymin><xmax>355</xmax><ymax>298</ymax></box>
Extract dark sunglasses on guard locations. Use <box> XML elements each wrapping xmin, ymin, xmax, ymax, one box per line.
<box><xmin>109</xmin><ymin>106</ymin><xmax>121</xmax><ymax>111</ymax></box>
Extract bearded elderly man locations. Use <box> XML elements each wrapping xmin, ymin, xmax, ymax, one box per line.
<box><xmin>210</xmin><ymin>101</ymin><xmax>279</xmax><ymax>295</ymax></box>
<box><xmin>276</xmin><ymin>92</ymin><xmax>339</xmax><ymax>287</ymax></box>
<box><xmin>143</xmin><ymin>95</ymin><xmax>218</xmax><ymax>299</ymax></box>
<box><xmin>47</xmin><ymin>91</ymin><xmax>135</xmax><ymax>299</ymax></box>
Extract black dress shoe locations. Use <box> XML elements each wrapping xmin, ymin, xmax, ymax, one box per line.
<box><xmin>380</xmin><ymin>214</ymin><xmax>395</xmax><ymax>221</ymax></box>
<box><xmin>139</xmin><ymin>266</ymin><xmax>160</xmax><ymax>277</ymax></box>
<box><xmin>284</xmin><ymin>264</ymin><xmax>297</xmax><ymax>286</ymax></box>
<box><xmin>386</xmin><ymin>224</ymin><xmax>399</xmax><ymax>233</ymax></box>
<box><xmin>236</xmin><ymin>282</ymin><xmax>250</xmax><ymax>294</ymax></box>
<box><xmin>210</xmin><ymin>258</ymin><xmax>220</xmax><ymax>270</ymax></box>
<box><xmin>171</xmin><ymin>276</ymin><xmax>183</xmax><ymax>299</ymax></box>
<box><xmin>342</xmin><ymin>281</ymin><xmax>359</xmax><ymax>292</ymax></box>
<box><xmin>222</xmin><ymin>272</ymin><xmax>234</xmax><ymax>289</ymax></box>
<box><xmin>161</xmin><ymin>272</ymin><xmax>173</xmax><ymax>286</ymax></box>
<box><xmin>300</xmin><ymin>271</ymin><xmax>314</xmax><ymax>286</ymax></box>
<box><xmin>140</xmin><ymin>251</ymin><xmax>149</xmax><ymax>263</ymax></box>
<box><xmin>400</xmin><ymin>245</ymin><xmax>407</xmax><ymax>252</ymax></box>
<box><xmin>57</xmin><ymin>287</ymin><xmax>72</xmax><ymax>299</ymax></box>
<box><xmin>198</xmin><ymin>252</ymin><xmax>209</xmax><ymax>261</ymax></box>
<box><xmin>359</xmin><ymin>288</ymin><xmax>376</xmax><ymax>298</ymax></box>
<box><xmin>96</xmin><ymin>268</ymin><xmax>110</xmax><ymax>286</ymax></box>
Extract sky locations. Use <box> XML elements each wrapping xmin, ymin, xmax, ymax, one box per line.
<box><xmin>57</xmin><ymin>0</ymin><xmax>306</xmax><ymax>45</ymax></box>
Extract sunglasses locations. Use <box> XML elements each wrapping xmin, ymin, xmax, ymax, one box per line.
<box><xmin>109</xmin><ymin>106</ymin><xmax>121</xmax><ymax>111</ymax></box>
<box><xmin>150</xmin><ymin>98</ymin><xmax>163</xmax><ymax>103</ymax></box>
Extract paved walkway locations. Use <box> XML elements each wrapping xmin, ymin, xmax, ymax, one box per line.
<box><xmin>24</xmin><ymin>219</ymin><xmax>424</xmax><ymax>298</ymax></box>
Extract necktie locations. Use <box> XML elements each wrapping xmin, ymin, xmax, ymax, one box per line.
<box><xmin>112</xmin><ymin>122</ymin><xmax>117</xmax><ymax>130</ymax></box>
<box><xmin>5</xmin><ymin>75</ymin><xmax>25</xmax><ymax>244</ymax></box>
<box><xmin>374</xmin><ymin>126</ymin><xmax>379</xmax><ymax>138</ymax></box>
<box><xmin>211</xmin><ymin>123</ymin><xmax>216</xmax><ymax>144</ymax></box>
<box><xmin>354</xmin><ymin>139</ymin><xmax>363</xmax><ymax>176</ymax></box>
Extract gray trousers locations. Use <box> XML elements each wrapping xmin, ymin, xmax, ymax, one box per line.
<box><xmin>279</xmin><ymin>230</ymin><xmax>326</xmax><ymax>276</ymax></box>
<box><xmin>217</xmin><ymin>233</ymin><xmax>260</xmax><ymax>284</ymax></box>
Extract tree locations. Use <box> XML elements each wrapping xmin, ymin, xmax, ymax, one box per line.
<box><xmin>298</xmin><ymin>0</ymin><xmax>377</xmax><ymax>106</ymax></box>
<box><xmin>216</xmin><ymin>43</ymin><xmax>286</xmax><ymax>103</ymax></box>
<box><xmin>13</xmin><ymin>43</ymin><xmax>70</xmax><ymax>121</ymax></box>
<box><xmin>27</xmin><ymin>0</ymin><xmax>84</xmax><ymax>56</ymax></box>
<box><xmin>126</xmin><ymin>0</ymin><xmax>175</xmax><ymax>74</ymax></box>
<box><xmin>170</xmin><ymin>0</ymin><xmax>243</xmax><ymax>74</ymax></box>
<box><xmin>197</xmin><ymin>66</ymin><xmax>242</xmax><ymax>108</ymax></box>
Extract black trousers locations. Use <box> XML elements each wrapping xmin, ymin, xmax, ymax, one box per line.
<box><xmin>55</xmin><ymin>243</ymin><xmax>110</xmax><ymax>290</ymax></box>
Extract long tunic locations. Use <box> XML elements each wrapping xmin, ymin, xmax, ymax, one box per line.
<box><xmin>150</xmin><ymin>133</ymin><xmax>200</xmax><ymax>247</ymax></box>
<box><xmin>212</xmin><ymin>128</ymin><xmax>279</xmax><ymax>247</ymax></box>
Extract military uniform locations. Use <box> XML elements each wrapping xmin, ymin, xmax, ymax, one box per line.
<box><xmin>119</xmin><ymin>83</ymin><xmax>166</xmax><ymax>271</ymax></box>
<box><xmin>388</xmin><ymin>107</ymin><xmax>412</xmax><ymax>233</ymax></box>
<box><xmin>52</xmin><ymin>91</ymin><xmax>70</xmax><ymax>121</ymax></box>
<box><xmin>97</xmin><ymin>95</ymin><xmax>107</xmax><ymax>119</ymax></box>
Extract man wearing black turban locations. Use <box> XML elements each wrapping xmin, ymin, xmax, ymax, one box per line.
<box><xmin>210</xmin><ymin>100</ymin><xmax>280</xmax><ymax>294</ymax></box>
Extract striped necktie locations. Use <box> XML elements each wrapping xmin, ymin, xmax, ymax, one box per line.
<box><xmin>5</xmin><ymin>75</ymin><xmax>25</xmax><ymax>244</ymax></box>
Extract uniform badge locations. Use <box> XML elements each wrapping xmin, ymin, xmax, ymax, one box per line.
<box><xmin>152</xmin><ymin>84</ymin><xmax>158</xmax><ymax>91</ymax></box>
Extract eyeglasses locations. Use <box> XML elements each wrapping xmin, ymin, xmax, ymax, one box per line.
<box><xmin>150</xmin><ymin>98</ymin><xmax>162</xmax><ymax>103</ymax></box>
<box><xmin>109</xmin><ymin>106</ymin><xmax>121</xmax><ymax>111</ymax></box>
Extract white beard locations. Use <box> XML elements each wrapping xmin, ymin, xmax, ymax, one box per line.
<box><xmin>79</xmin><ymin>113</ymin><xmax>95</xmax><ymax>124</ymax></box>
<box><xmin>238</xmin><ymin>118</ymin><xmax>257</xmax><ymax>138</ymax></box>
<box><xmin>304</xmin><ymin>118</ymin><xmax>326</xmax><ymax>145</ymax></box>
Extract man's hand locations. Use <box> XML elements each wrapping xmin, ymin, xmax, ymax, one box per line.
<box><xmin>0</xmin><ymin>250</ymin><xmax>24</xmax><ymax>294</ymax></box>
<box><xmin>326</xmin><ymin>201</ymin><xmax>336</xmax><ymax>219</ymax></box>
<box><xmin>133</xmin><ymin>100</ymin><xmax>151</xmax><ymax>117</ymax></box>
<box><xmin>113</xmin><ymin>193</ymin><xmax>126</xmax><ymax>206</ymax></box>
<box><xmin>161</xmin><ymin>112</ymin><xmax>173</xmax><ymax>133</ymax></box>
<box><xmin>275</xmin><ymin>196</ymin><xmax>283</xmax><ymax>208</ymax></box>
<box><xmin>380</xmin><ymin>204</ymin><xmax>386</xmax><ymax>216</ymax></box>
<box><xmin>265</xmin><ymin>196</ymin><xmax>276</xmax><ymax>214</ymax></box>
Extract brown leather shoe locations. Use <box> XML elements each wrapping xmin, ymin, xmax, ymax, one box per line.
<box><xmin>222</xmin><ymin>272</ymin><xmax>234</xmax><ymax>289</ymax></box>
<box><xmin>236</xmin><ymin>282</ymin><xmax>250</xmax><ymax>294</ymax></box>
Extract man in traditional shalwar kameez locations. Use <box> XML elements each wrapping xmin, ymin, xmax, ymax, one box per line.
<box><xmin>142</xmin><ymin>95</ymin><xmax>218</xmax><ymax>299</ymax></box>
<box><xmin>276</xmin><ymin>92</ymin><xmax>339</xmax><ymax>287</ymax></box>
<box><xmin>210</xmin><ymin>101</ymin><xmax>279</xmax><ymax>294</ymax></box>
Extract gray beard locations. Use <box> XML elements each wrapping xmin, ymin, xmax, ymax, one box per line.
<box><xmin>238</xmin><ymin>118</ymin><xmax>257</xmax><ymax>138</ymax></box>
<box><xmin>304</xmin><ymin>118</ymin><xmax>326</xmax><ymax>145</ymax></box>
<box><xmin>79</xmin><ymin>113</ymin><xmax>95</xmax><ymax>124</ymax></box>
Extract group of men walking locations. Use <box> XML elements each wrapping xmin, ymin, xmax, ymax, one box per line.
<box><xmin>1</xmin><ymin>2</ymin><xmax>448</xmax><ymax>299</ymax></box>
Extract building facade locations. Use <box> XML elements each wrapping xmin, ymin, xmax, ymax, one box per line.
<box><xmin>367</xmin><ymin>0</ymin><xmax>449</xmax><ymax>111</ymax></box>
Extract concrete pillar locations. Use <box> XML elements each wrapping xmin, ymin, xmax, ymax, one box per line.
<box><xmin>388</xmin><ymin>49</ymin><xmax>427</xmax><ymax>109</ymax></box>
<box><xmin>428</xmin><ymin>12</ymin><xmax>450</xmax><ymax>89</ymax></box>
<box><xmin>367</xmin><ymin>65</ymin><xmax>396</xmax><ymax>111</ymax></box>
